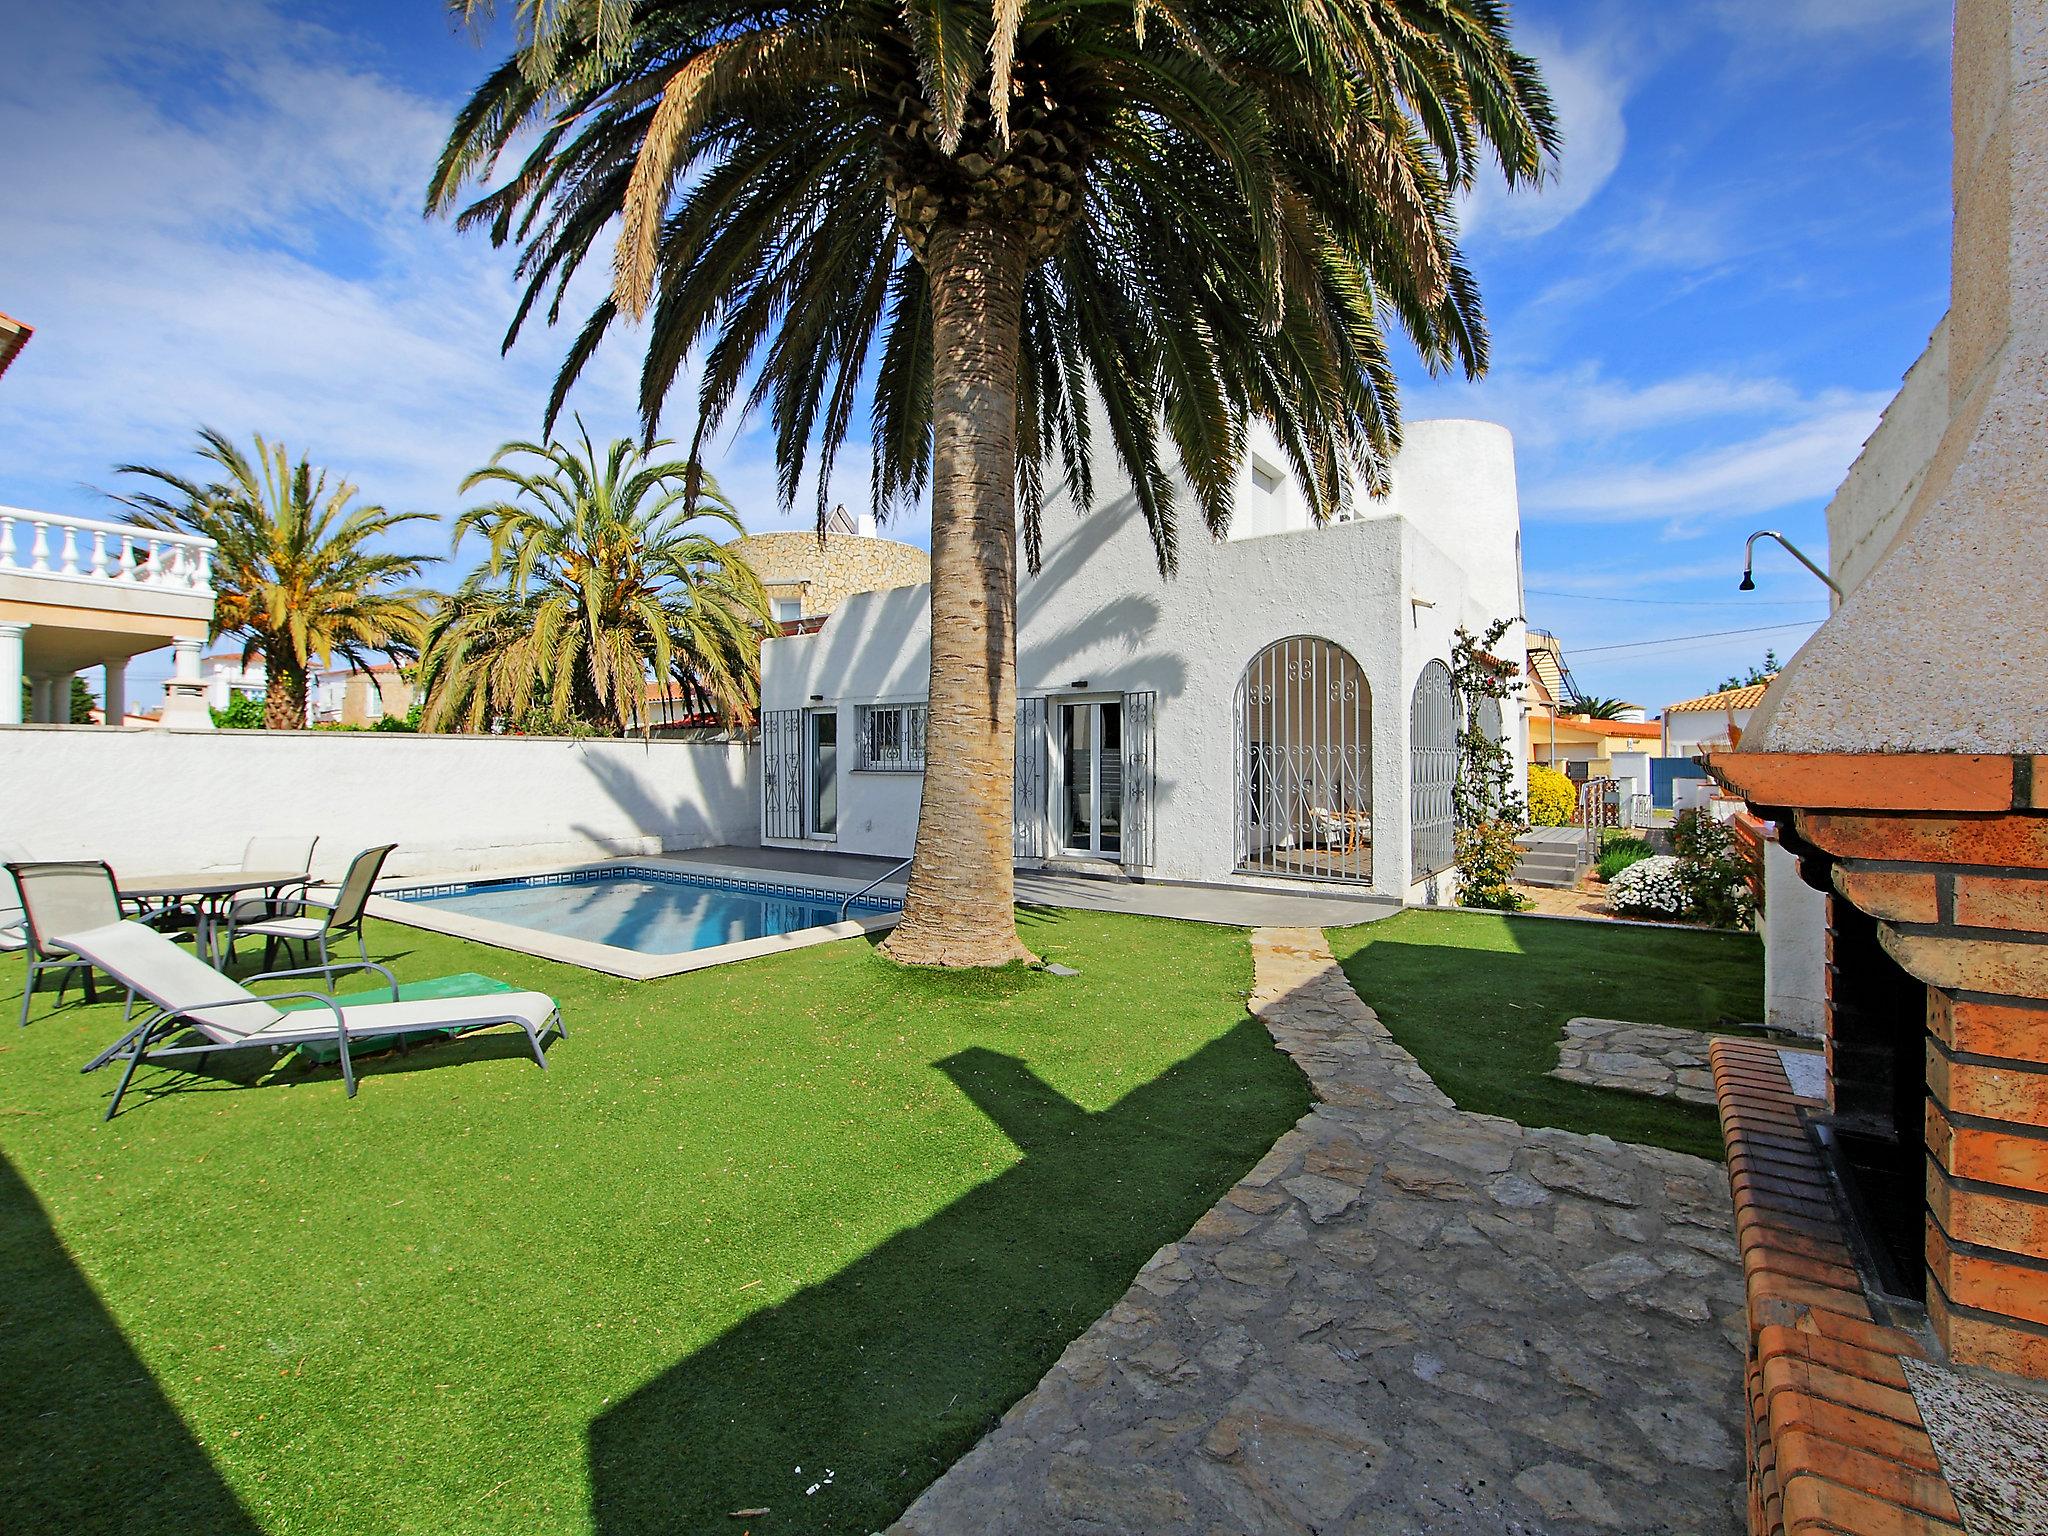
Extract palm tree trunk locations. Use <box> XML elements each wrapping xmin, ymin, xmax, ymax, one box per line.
<box><xmin>263</xmin><ymin>643</ymin><xmax>308</xmax><ymax>731</ymax></box>
<box><xmin>880</xmin><ymin>221</ymin><xmax>1038</xmax><ymax>968</ymax></box>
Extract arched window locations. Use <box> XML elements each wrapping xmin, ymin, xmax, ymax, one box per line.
<box><xmin>1410</xmin><ymin>660</ymin><xmax>1457</xmax><ymax>880</ymax></box>
<box><xmin>1234</xmin><ymin>637</ymin><xmax>1373</xmax><ymax>884</ymax></box>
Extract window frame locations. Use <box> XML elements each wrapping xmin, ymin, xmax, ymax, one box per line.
<box><xmin>855</xmin><ymin>701</ymin><xmax>928</xmax><ymax>773</ymax></box>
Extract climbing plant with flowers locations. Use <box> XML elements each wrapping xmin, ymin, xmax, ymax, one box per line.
<box><xmin>1450</xmin><ymin>619</ymin><xmax>1530</xmax><ymax>911</ymax></box>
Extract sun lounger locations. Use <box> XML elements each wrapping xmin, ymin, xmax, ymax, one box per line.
<box><xmin>60</xmin><ymin>921</ymin><xmax>564</xmax><ymax>1121</ymax></box>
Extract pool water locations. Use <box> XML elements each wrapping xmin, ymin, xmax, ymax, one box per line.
<box><xmin>394</xmin><ymin>871</ymin><xmax>888</xmax><ymax>955</ymax></box>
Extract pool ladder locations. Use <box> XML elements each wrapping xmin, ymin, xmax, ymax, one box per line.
<box><xmin>840</xmin><ymin>856</ymin><xmax>913</xmax><ymax>921</ymax></box>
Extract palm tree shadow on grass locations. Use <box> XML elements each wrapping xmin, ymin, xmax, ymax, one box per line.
<box><xmin>0</xmin><ymin>1152</ymin><xmax>261</xmax><ymax>1536</ymax></box>
<box><xmin>587</xmin><ymin>1019</ymin><xmax>1307</xmax><ymax>1534</ymax></box>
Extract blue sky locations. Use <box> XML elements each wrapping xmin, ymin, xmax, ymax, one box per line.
<box><xmin>0</xmin><ymin>0</ymin><xmax>1953</xmax><ymax>709</ymax></box>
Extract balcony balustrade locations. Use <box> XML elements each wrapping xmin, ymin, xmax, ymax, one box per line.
<box><xmin>0</xmin><ymin>506</ymin><xmax>214</xmax><ymax>594</ymax></box>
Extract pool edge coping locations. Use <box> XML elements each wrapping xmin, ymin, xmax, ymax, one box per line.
<box><xmin>367</xmin><ymin>858</ymin><xmax>903</xmax><ymax>980</ymax></box>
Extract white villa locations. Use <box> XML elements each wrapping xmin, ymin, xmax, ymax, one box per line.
<box><xmin>758</xmin><ymin>418</ymin><xmax>1528</xmax><ymax>905</ymax></box>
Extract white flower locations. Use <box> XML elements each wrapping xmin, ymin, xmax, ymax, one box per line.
<box><xmin>1607</xmin><ymin>855</ymin><xmax>1690</xmax><ymax>917</ymax></box>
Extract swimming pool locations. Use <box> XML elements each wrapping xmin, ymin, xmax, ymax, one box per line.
<box><xmin>380</xmin><ymin>865</ymin><xmax>901</xmax><ymax>978</ymax></box>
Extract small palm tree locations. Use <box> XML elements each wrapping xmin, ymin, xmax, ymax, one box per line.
<box><xmin>419</xmin><ymin>427</ymin><xmax>773</xmax><ymax>735</ymax></box>
<box><xmin>1572</xmin><ymin>697</ymin><xmax>1636</xmax><ymax>721</ymax></box>
<box><xmin>114</xmin><ymin>429</ymin><xmax>435</xmax><ymax>729</ymax></box>
<box><xmin>433</xmin><ymin>0</ymin><xmax>1556</xmax><ymax>964</ymax></box>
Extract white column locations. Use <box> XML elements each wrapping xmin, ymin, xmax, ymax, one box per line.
<box><xmin>103</xmin><ymin>660</ymin><xmax>127</xmax><ymax>727</ymax></box>
<box><xmin>30</xmin><ymin>676</ymin><xmax>53</xmax><ymax>724</ymax></box>
<box><xmin>159</xmin><ymin>636</ymin><xmax>214</xmax><ymax>730</ymax></box>
<box><xmin>49</xmin><ymin>671</ymin><xmax>76</xmax><ymax>724</ymax></box>
<box><xmin>0</xmin><ymin>623</ymin><xmax>25</xmax><ymax>725</ymax></box>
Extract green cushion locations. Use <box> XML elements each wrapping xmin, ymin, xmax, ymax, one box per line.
<box><xmin>280</xmin><ymin>972</ymin><xmax>516</xmax><ymax>1065</ymax></box>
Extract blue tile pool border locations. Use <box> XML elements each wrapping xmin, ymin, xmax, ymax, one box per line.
<box><xmin>388</xmin><ymin>862</ymin><xmax>903</xmax><ymax>914</ymax></box>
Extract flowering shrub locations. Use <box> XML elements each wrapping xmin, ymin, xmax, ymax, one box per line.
<box><xmin>1607</xmin><ymin>855</ymin><xmax>1690</xmax><ymax>918</ymax></box>
<box><xmin>1527</xmin><ymin>763</ymin><xmax>1575</xmax><ymax>826</ymax></box>
<box><xmin>1451</xmin><ymin>621</ymin><xmax>1531</xmax><ymax>911</ymax></box>
<box><xmin>1672</xmin><ymin>810</ymin><xmax>1760</xmax><ymax>929</ymax></box>
<box><xmin>1455</xmin><ymin>819</ymin><xmax>1528</xmax><ymax>910</ymax></box>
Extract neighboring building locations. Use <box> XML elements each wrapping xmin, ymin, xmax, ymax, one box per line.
<box><xmin>759</xmin><ymin>417</ymin><xmax>1527</xmax><ymax>905</ymax></box>
<box><xmin>1660</xmin><ymin>678</ymin><xmax>1775</xmax><ymax>756</ymax></box>
<box><xmin>1528</xmin><ymin>714</ymin><xmax>1663</xmax><ymax>779</ymax></box>
<box><xmin>729</xmin><ymin>506</ymin><xmax>930</xmax><ymax>630</ymax></box>
<box><xmin>0</xmin><ymin>312</ymin><xmax>32</xmax><ymax>380</ymax></box>
<box><xmin>205</xmin><ymin>649</ymin><xmax>268</xmax><ymax>711</ymax></box>
<box><xmin>311</xmin><ymin>663</ymin><xmax>413</xmax><ymax>727</ymax></box>
<box><xmin>0</xmin><ymin>506</ymin><xmax>217</xmax><ymax>728</ymax></box>
<box><xmin>1524</xmin><ymin>629</ymin><xmax>1577</xmax><ymax>712</ymax></box>
<box><xmin>209</xmin><ymin>652</ymin><xmax>417</xmax><ymax>727</ymax></box>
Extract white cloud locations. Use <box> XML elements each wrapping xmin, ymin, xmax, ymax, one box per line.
<box><xmin>1409</xmin><ymin>362</ymin><xmax>1807</xmax><ymax>452</ymax></box>
<box><xmin>1460</xmin><ymin>28</ymin><xmax>1631</xmax><ymax>241</ymax></box>
<box><xmin>1709</xmin><ymin>0</ymin><xmax>1950</xmax><ymax>52</ymax></box>
<box><xmin>0</xmin><ymin>1</ymin><xmax>868</xmax><ymax>545</ymax></box>
<box><xmin>1524</xmin><ymin>389</ymin><xmax>1890</xmax><ymax>524</ymax></box>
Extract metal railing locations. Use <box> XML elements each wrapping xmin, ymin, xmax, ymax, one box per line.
<box><xmin>840</xmin><ymin>855</ymin><xmax>913</xmax><ymax>920</ymax></box>
<box><xmin>0</xmin><ymin>506</ymin><xmax>215</xmax><ymax>595</ymax></box>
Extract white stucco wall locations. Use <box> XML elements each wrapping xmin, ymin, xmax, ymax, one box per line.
<box><xmin>1823</xmin><ymin>322</ymin><xmax>1950</xmax><ymax>595</ymax></box>
<box><xmin>1763</xmin><ymin>838</ymin><xmax>1827</xmax><ymax>1038</ymax></box>
<box><xmin>0</xmin><ymin>727</ymin><xmax>757</xmax><ymax>878</ymax></box>
<box><xmin>761</xmin><ymin>418</ymin><xmax>1526</xmax><ymax>901</ymax></box>
<box><xmin>1609</xmin><ymin>750</ymin><xmax>1652</xmax><ymax>801</ymax></box>
<box><xmin>1663</xmin><ymin>707</ymin><xmax>1756</xmax><ymax>757</ymax></box>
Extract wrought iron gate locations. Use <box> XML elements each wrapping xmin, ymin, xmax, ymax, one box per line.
<box><xmin>1121</xmin><ymin>690</ymin><xmax>1156</xmax><ymax>869</ymax></box>
<box><xmin>761</xmin><ymin>708</ymin><xmax>803</xmax><ymax>840</ymax></box>
<box><xmin>1409</xmin><ymin>660</ymin><xmax>1457</xmax><ymax>880</ymax></box>
<box><xmin>1234</xmin><ymin>637</ymin><xmax>1373</xmax><ymax>884</ymax></box>
<box><xmin>1014</xmin><ymin>695</ymin><xmax>1050</xmax><ymax>858</ymax></box>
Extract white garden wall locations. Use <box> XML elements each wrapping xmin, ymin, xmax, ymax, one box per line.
<box><xmin>0</xmin><ymin>726</ymin><xmax>757</xmax><ymax>879</ymax></box>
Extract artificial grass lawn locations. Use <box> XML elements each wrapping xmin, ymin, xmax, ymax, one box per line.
<box><xmin>1327</xmin><ymin>909</ymin><xmax>1764</xmax><ymax>1162</ymax></box>
<box><xmin>0</xmin><ymin>909</ymin><xmax>1308</xmax><ymax>1536</ymax></box>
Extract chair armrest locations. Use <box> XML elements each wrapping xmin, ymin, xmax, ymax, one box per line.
<box><xmin>143</xmin><ymin>991</ymin><xmax>349</xmax><ymax>1041</ymax></box>
<box><xmin>246</xmin><ymin>959</ymin><xmax>399</xmax><ymax>1001</ymax></box>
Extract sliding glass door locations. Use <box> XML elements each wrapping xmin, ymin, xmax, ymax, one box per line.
<box><xmin>1059</xmin><ymin>700</ymin><xmax>1123</xmax><ymax>858</ymax></box>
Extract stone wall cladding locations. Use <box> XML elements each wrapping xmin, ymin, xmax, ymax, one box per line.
<box><xmin>1710</xmin><ymin>1037</ymin><xmax>1967</xmax><ymax>1536</ymax></box>
<box><xmin>728</xmin><ymin>531</ymin><xmax>929</xmax><ymax>618</ymax></box>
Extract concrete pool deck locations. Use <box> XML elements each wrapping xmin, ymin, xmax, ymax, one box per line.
<box><xmin>659</xmin><ymin>846</ymin><xmax>1403</xmax><ymax>929</ymax></box>
<box><xmin>368</xmin><ymin>859</ymin><xmax>901</xmax><ymax>980</ymax></box>
<box><xmin>367</xmin><ymin>847</ymin><xmax>1400</xmax><ymax>979</ymax></box>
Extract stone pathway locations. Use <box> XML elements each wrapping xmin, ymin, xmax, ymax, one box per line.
<box><xmin>894</xmin><ymin>928</ymin><xmax>1746</xmax><ymax>1535</ymax></box>
<box><xmin>1549</xmin><ymin>1017</ymin><xmax>1720</xmax><ymax>1107</ymax></box>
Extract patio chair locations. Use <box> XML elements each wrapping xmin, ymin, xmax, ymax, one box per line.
<box><xmin>61</xmin><ymin>920</ymin><xmax>564</xmax><ymax>1120</ymax></box>
<box><xmin>222</xmin><ymin>843</ymin><xmax>394</xmax><ymax>971</ymax></box>
<box><xmin>222</xmin><ymin>834</ymin><xmax>320</xmax><ymax>924</ymax></box>
<box><xmin>0</xmin><ymin>840</ymin><xmax>28</xmax><ymax>955</ymax></box>
<box><xmin>7</xmin><ymin>861</ymin><xmax>139</xmax><ymax>1028</ymax></box>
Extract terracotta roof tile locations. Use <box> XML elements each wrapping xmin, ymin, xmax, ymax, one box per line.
<box><xmin>1667</xmin><ymin>679</ymin><xmax>1776</xmax><ymax>713</ymax></box>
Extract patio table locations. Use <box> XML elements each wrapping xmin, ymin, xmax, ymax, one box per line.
<box><xmin>116</xmin><ymin>870</ymin><xmax>310</xmax><ymax>963</ymax></box>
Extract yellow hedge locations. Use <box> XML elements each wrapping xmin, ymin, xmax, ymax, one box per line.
<box><xmin>1527</xmin><ymin>763</ymin><xmax>1576</xmax><ymax>826</ymax></box>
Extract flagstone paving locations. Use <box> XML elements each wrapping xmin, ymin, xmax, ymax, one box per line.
<box><xmin>893</xmin><ymin>928</ymin><xmax>1746</xmax><ymax>1535</ymax></box>
<box><xmin>1549</xmin><ymin>1016</ymin><xmax>1722</xmax><ymax>1106</ymax></box>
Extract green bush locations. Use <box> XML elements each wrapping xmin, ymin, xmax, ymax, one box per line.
<box><xmin>210</xmin><ymin>694</ymin><xmax>265</xmax><ymax>730</ymax></box>
<box><xmin>1595</xmin><ymin>837</ymin><xmax>1657</xmax><ymax>882</ymax></box>
<box><xmin>1454</xmin><ymin>819</ymin><xmax>1530</xmax><ymax>911</ymax></box>
<box><xmin>1527</xmin><ymin>763</ymin><xmax>1575</xmax><ymax>826</ymax></box>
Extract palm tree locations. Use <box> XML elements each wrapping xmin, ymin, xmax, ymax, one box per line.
<box><xmin>114</xmin><ymin>429</ymin><xmax>435</xmax><ymax>729</ymax></box>
<box><xmin>431</xmin><ymin>0</ymin><xmax>1556</xmax><ymax>966</ymax></box>
<box><xmin>418</xmin><ymin>427</ymin><xmax>773</xmax><ymax>735</ymax></box>
<box><xmin>1572</xmin><ymin>697</ymin><xmax>1636</xmax><ymax>721</ymax></box>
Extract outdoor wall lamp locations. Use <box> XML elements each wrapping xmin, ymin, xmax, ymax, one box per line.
<box><xmin>1739</xmin><ymin>530</ymin><xmax>1844</xmax><ymax>598</ymax></box>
